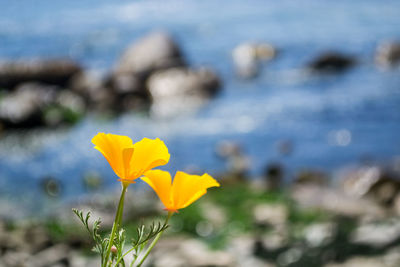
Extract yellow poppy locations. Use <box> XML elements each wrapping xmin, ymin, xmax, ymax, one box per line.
<box><xmin>92</xmin><ymin>133</ymin><xmax>170</xmax><ymax>184</ymax></box>
<box><xmin>141</xmin><ymin>170</ymin><xmax>220</xmax><ymax>212</ymax></box>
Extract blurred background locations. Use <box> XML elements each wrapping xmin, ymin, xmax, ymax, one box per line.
<box><xmin>0</xmin><ymin>0</ymin><xmax>400</xmax><ymax>266</ymax></box>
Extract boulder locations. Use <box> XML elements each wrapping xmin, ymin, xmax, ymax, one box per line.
<box><xmin>0</xmin><ymin>82</ymin><xmax>85</xmax><ymax>129</ymax></box>
<box><xmin>115</xmin><ymin>31</ymin><xmax>185</xmax><ymax>76</ymax></box>
<box><xmin>294</xmin><ymin>169</ymin><xmax>329</xmax><ymax>186</ymax></box>
<box><xmin>108</xmin><ymin>32</ymin><xmax>186</xmax><ymax>98</ymax></box>
<box><xmin>0</xmin><ymin>59</ymin><xmax>82</xmax><ymax>89</ymax></box>
<box><xmin>0</xmin><ymin>83</ymin><xmax>58</xmax><ymax>128</ymax></box>
<box><xmin>232</xmin><ymin>42</ymin><xmax>276</xmax><ymax>79</ymax></box>
<box><xmin>147</xmin><ymin>67</ymin><xmax>221</xmax><ymax>117</ymax></box>
<box><xmin>307</xmin><ymin>52</ymin><xmax>356</xmax><ymax>73</ymax></box>
<box><xmin>375</xmin><ymin>41</ymin><xmax>400</xmax><ymax>67</ymax></box>
<box><xmin>341</xmin><ymin>166</ymin><xmax>400</xmax><ymax>206</ymax></box>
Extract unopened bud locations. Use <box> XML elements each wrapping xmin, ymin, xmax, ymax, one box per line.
<box><xmin>111</xmin><ymin>245</ymin><xmax>118</xmax><ymax>254</ymax></box>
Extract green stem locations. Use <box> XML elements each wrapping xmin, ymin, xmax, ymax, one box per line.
<box><xmin>104</xmin><ymin>184</ymin><xmax>128</xmax><ymax>267</ymax></box>
<box><xmin>136</xmin><ymin>212</ymin><xmax>173</xmax><ymax>267</ymax></box>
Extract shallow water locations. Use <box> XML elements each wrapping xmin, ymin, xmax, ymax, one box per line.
<box><xmin>0</xmin><ymin>0</ymin><xmax>400</xmax><ymax>212</ymax></box>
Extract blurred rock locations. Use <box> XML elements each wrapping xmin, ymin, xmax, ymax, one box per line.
<box><xmin>69</xmin><ymin>71</ymin><xmax>119</xmax><ymax>112</ymax></box>
<box><xmin>216</xmin><ymin>141</ymin><xmax>251</xmax><ymax>182</ymax></box>
<box><xmin>30</xmin><ymin>244</ymin><xmax>70</xmax><ymax>267</ymax></box>
<box><xmin>253</xmin><ymin>203</ymin><xmax>288</xmax><ymax>227</ymax></box>
<box><xmin>0</xmin><ymin>82</ymin><xmax>85</xmax><ymax>129</ymax></box>
<box><xmin>216</xmin><ymin>140</ymin><xmax>242</xmax><ymax>159</ymax></box>
<box><xmin>292</xmin><ymin>185</ymin><xmax>385</xmax><ymax>217</ymax></box>
<box><xmin>44</xmin><ymin>90</ymin><xmax>86</xmax><ymax>127</ymax></box>
<box><xmin>263</xmin><ymin>163</ymin><xmax>284</xmax><ymax>191</ymax></box>
<box><xmin>326</xmin><ymin>256</ymin><xmax>390</xmax><ymax>267</ymax></box>
<box><xmin>308</xmin><ymin>52</ymin><xmax>356</xmax><ymax>73</ymax></box>
<box><xmin>115</xmin><ymin>31</ymin><xmax>185</xmax><ymax>77</ymax></box>
<box><xmin>22</xmin><ymin>225</ymin><xmax>53</xmax><ymax>253</ymax></box>
<box><xmin>304</xmin><ymin>223</ymin><xmax>336</xmax><ymax>247</ymax></box>
<box><xmin>230</xmin><ymin>236</ymin><xmax>275</xmax><ymax>267</ymax></box>
<box><xmin>2</xmin><ymin>251</ymin><xmax>30</xmax><ymax>267</ymax></box>
<box><xmin>105</xmin><ymin>32</ymin><xmax>187</xmax><ymax>112</ymax></box>
<box><xmin>0</xmin><ymin>59</ymin><xmax>82</xmax><ymax>89</ymax></box>
<box><xmin>0</xmin><ymin>83</ymin><xmax>58</xmax><ymax>128</ymax></box>
<box><xmin>232</xmin><ymin>42</ymin><xmax>276</xmax><ymax>79</ymax></box>
<box><xmin>341</xmin><ymin>166</ymin><xmax>400</xmax><ymax>206</ymax></box>
<box><xmin>153</xmin><ymin>238</ymin><xmax>233</xmax><ymax>267</ymax></box>
<box><xmin>375</xmin><ymin>41</ymin><xmax>400</xmax><ymax>68</ymax></box>
<box><xmin>147</xmin><ymin>67</ymin><xmax>221</xmax><ymax>117</ymax></box>
<box><xmin>294</xmin><ymin>169</ymin><xmax>329</xmax><ymax>186</ymax></box>
<box><xmin>352</xmin><ymin>219</ymin><xmax>400</xmax><ymax>248</ymax></box>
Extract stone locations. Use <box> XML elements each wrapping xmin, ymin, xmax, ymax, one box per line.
<box><xmin>352</xmin><ymin>219</ymin><xmax>400</xmax><ymax>248</ymax></box>
<box><xmin>375</xmin><ymin>41</ymin><xmax>400</xmax><ymax>67</ymax></box>
<box><xmin>147</xmin><ymin>67</ymin><xmax>221</xmax><ymax>117</ymax></box>
<box><xmin>325</xmin><ymin>256</ymin><xmax>389</xmax><ymax>267</ymax></box>
<box><xmin>307</xmin><ymin>52</ymin><xmax>356</xmax><ymax>73</ymax></box>
<box><xmin>0</xmin><ymin>82</ymin><xmax>58</xmax><ymax>128</ymax></box>
<box><xmin>341</xmin><ymin>166</ymin><xmax>400</xmax><ymax>206</ymax></box>
<box><xmin>115</xmin><ymin>31</ymin><xmax>185</xmax><ymax>76</ymax></box>
<box><xmin>0</xmin><ymin>59</ymin><xmax>82</xmax><ymax>89</ymax></box>
<box><xmin>294</xmin><ymin>169</ymin><xmax>329</xmax><ymax>186</ymax></box>
<box><xmin>291</xmin><ymin>185</ymin><xmax>385</xmax><ymax>218</ymax></box>
<box><xmin>153</xmin><ymin>237</ymin><xmax>233</xmax><ymax>267</ymax></box>
<box><xmin>232</xmin><ymin>42</ymin><xmax>276</xmax><ymax>79</ymax></box>
<box><xmin>30</xmin><ymin>244</ymin><xmax>70</xmax><ymax>267</ymax></box>
<box><xmin>304</xmin><ymin>223</ymin><xmax>336</xmax><ymax>247</ymax></box>
<box><xmin>263</xmin><ymin>163</ymin><xmax>284</xmax><ymax>190</ymax></box>
<box><xmin>229</xmin><ymin>236</ymin><xmax>275</xmax><ymax>267</ymax></box>
<box><xmin>253</xmin><ymin>203</ymin><xmax>288</xmax><ymax>227</ymax></box>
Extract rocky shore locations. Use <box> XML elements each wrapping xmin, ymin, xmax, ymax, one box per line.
<box><xmin>1</xmin><ymin>29</ymin><xmax>399</xmax><ymax>132</ymax></box>
<box><xmin>1</xmin><ymin>157</ymin><xmax>400</xmax><ymax>267</ymax></box>
<box><xmin>0</xmin><ymin>31</ymin><xmax>221</xmax><ymax>131</ymax></box>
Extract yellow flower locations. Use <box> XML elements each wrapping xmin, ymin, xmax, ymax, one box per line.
<box><xmin>92</xmin><ymin>133</ymin><xmax>170</xmax><ymax>184</ymax></box>
<box><xmin>141</xmin><ymin>170</ymin><xmax>220</xmax><ymax>212</ymax></box>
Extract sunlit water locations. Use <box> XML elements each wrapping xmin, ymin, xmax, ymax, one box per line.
<box><xmin>0</xmin><ymin>0</ymin><xmax>400</xmax><ymax>214</ymax></box>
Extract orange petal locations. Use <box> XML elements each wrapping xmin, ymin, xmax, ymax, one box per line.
<box><xmin>130</xmin><ymin>138</ymin><xmax>170</xmax><ymax>178</ymax></box>
<box><xmin>92</xmin><ymin>133</ymin><xmax>134</xmax><ymax>180</ymax></box>
<box><xmin>141</xmin><ymin>170</ymin><xmax>173</xmax><ymax>209</ymax></box>
<box><xmin>172</xmin><ymin>172</ymin><xmax>220</xmax><ymax>210</ymax></box>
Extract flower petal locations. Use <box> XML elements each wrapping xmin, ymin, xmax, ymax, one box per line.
<box><xmin>130</xmin><ymin>138</ymin><xmax>170</xmax><ymax>178</ymax></box>
<box><xmin>92</xmin><ymin>133</ymin><xmax>134</xmax><ymax>180</ymax></box>
<box><xmin>141</xmin><ymin>170</ymin><xmax>173</xmax><ymax>209</ymax></box>
<box><xmin>172</xmin><ymin>172</ymin><xmax>220</xmax><ymax>209</ymax></box>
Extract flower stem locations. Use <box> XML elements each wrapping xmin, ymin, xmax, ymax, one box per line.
<box><xmin>136</xmin><ymin>212</ymin><xmax>173</xmax><ymax>267</ymax></box>
<box><xmin>104</xmin><ymin>184</ymin><xmax>128</xmax><ymax>267</ymax></box>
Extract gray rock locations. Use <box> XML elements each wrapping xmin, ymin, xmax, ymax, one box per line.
<box><xmin>115</xmin><ymin>31</ymin><xmax>185</xmax><ymax>76</ymax></box>
<box><xmin>307</xmin><ymin>52</ymin><xmax>356</xmax><ymax>73</ymax></box>
<box><xmin>294</xmin><ymin>169</ymin><xmax>329</xmax><ymax>186</ymax></box>
<box><xmin>232</xmin><ymin>42</ymin><xmax>276</xmax><ymax>79</ymax></box>
<box><xmin>147</xmin><ymin>67</ymin><xmax>221</xmax><ymax>117</ymax></box>
<box><xmin>375</xmin><ymin>41</ymin><xmax>400</xmax><ymax>68</ymax></box>
<box><xmin>325</xmin><ymin>256</ymin><xmax>388</xmax><ymax>267</ymax></box>
<box><xmin>30</xmin><ymin>244</ymin><xmax>70</xmax><ymax>267</ymax></box>
<box><xmin>341</xmin><ymin>166</ymin><xmax>400</xmax><ymax>206</ymax></box>
<box><xmin>253</xmin><ymin>203</ymin><xmax>288</xmax><ymax>227</ymax></box>
<box><xmin>0</xmin><ymin>83</ymin><xmax>58</xmax><ymax>128</ymax></box>
<box><xmin>0</xmin><ymin>59</ymin><xmax>82</xmax><ymax>89</ymax></box>
<box><xmin>291</xmin><ymin>185</ymin><xmax>385</xmax><ymax>217</ymax></box>
<box><xmin>352</xmin><ymin>219</ymin><xmax>400</xmax><ymax>248</ymax></box>
<box><xmin>304</xmin><ymin>223</ymin><xmax>336</xmax><ymax>247</ymax></box>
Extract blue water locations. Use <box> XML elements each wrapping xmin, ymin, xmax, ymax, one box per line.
<box><xmin>0</xmin><ymin>0</ymin><xmax>400</xmax><ymax>212</ymax></box>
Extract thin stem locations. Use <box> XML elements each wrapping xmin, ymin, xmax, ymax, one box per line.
<box><xmin>136</xmin><ymin>212</ymin><xmax>173</xmax><ymax>267</ymax></box>
<box><xmin>104</xmin><ymin>184</ymin><xmax>128</xmax><ymax>267</ymax></box>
